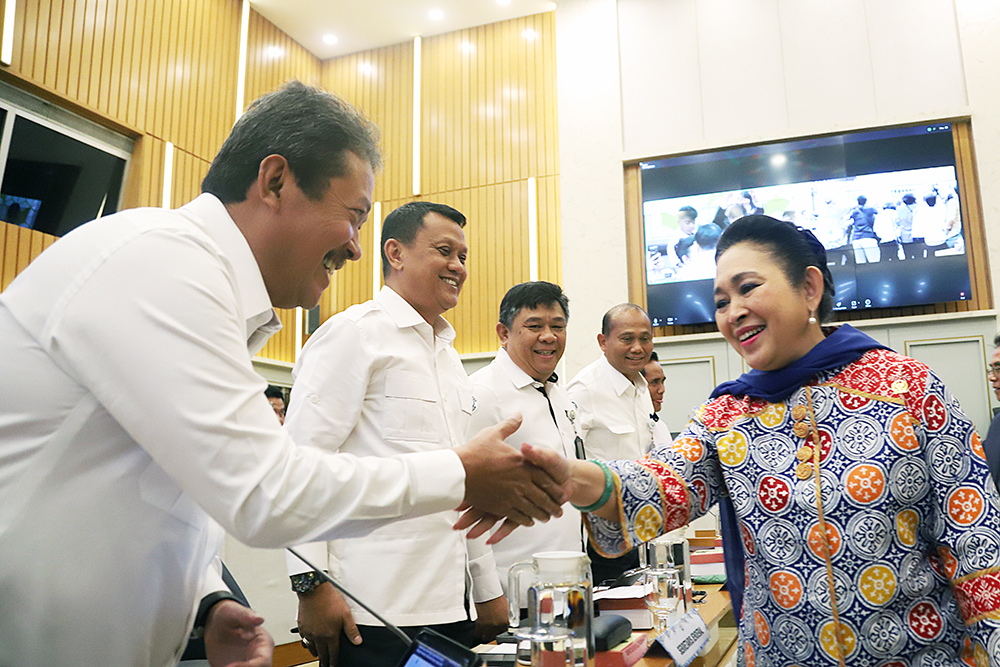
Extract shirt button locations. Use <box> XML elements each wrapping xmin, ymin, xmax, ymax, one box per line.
<box><xmin>792</xmin><ymin>421</ymin><xmax>810</xmax><ymax>438</ymax></box>
<box><xmin>309</xmin><ymin>395</ymin><xmax>320</xmax><ymax>404</ymax></box>
<box><xmin>796</xmin><ymin>446</ymin><xmax>814</xmax><ymax>462</ymax></box>
<box><xmin>791</xmin><ymin>405</ymin><xmax>808</xmax><ymax>421</ymax></box>
<box><xmin>795</xmin><ymin>462</ymin><xmax>814</xmax><ymax>480</ymax></box>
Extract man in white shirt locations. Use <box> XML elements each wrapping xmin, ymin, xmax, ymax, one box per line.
<box><xmin>0</xmin><ymin>82</ymin><xmax>566</xmax><ymax>667</ymax></box>
<box><xmin>467</xmin><ymin>282</ymin><xmax>584</xmax><ymax>610</ymax></box>
<box><xmin>285</xmin><ymin>202</ymin><xmax>509</xmax><ymax>667</ymax></box>
<box><xmin>641</xmin><ymin>351</ymin><xmax>670</xmax><ymax>453</ymax></box>
<box><xmin>567</xmin><ymin>303</ymin><xmax>654</xmax><ymax>583</ymax></box>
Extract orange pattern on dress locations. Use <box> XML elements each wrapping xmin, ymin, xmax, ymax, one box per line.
<box><xmin>807</xmin><ymin>521</ymin><xmax>842</xmax><ymax>560</ymax></box>
<box><xmin>947</xmin><ymin>487</ymin><xmax>985</xmax><ymax>526</ymax></box>
<box><xmin>845</xmin><ymin>464</ymin><xmax>886</xmax><ymax>504</ymax></box>
<box><xmin>753</xmin><ymin>610</ymin><xmax>770</xmax><ymax>646</ymax></box>
<box><xmin>888</xmin><ymin>412</ymin><xmax>919</xmax><ymax>451</ymax></box>
<box><xmin>768</xmin><ymin>571</ymin><xmax>803</xmax><ymax>610</ymax></box>
<box><xmin>672</xmin><ymin>436</ymin><xmax>703</xmax><ymax>462</ymax></box>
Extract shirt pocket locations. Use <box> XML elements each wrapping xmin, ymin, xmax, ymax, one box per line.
<box><xmin>608</xmin><ymin>423</ymin><xmax>636</xmax><ymax>436</ymax></box>
<box><xmin>383</xmin><ymin>369</ymin><xmax>441</xmax><ymax>443</ymax></box>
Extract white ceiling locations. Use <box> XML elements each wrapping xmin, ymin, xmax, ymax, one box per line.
<box><xmin>249</xmin><ymin>0</ymin><xmax>558</xmax><ymax>60</ymax></box>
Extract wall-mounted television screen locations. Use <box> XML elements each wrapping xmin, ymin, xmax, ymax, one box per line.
<box><xmin>641</xmin><ymin>122</ymin><xmax>970</xmax><ymax>327</ymax></box>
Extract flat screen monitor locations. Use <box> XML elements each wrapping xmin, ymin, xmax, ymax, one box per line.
<box><xmin>640</xmin><ymin>122</ymin><xmax>970</xmax><ymax>327</ymax></box>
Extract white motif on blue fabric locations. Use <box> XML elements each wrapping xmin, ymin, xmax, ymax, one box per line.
<box><xmin>888</xmin><ymin>456</ymin><xmax>931</xmax><ymax>504</ymax></box>
<box><xmin>758</xmin><ymin>518</ymin><xmax>802</xmax><ymax>565</ymax></box>
<box><xmin>845</xmin><ymin>511</ymin><xmax>893</xmax><ymax>559</ymax></box>
<box><xmin>772</xmin><ymin>614</ymin><xmax>814</xmax><ymax>661</ymax></box>
<box><xmin>860</xmin><ymin>610</ymin><xmax>907</xmax><ymax>656</ymax></box>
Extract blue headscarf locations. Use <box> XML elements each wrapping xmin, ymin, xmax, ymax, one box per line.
<box><xmin>710</xmin><ymin>324</ymin><xmax>887</xmax><ymax>620</ymax></box>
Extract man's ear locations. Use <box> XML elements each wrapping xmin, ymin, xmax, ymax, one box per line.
<box><xmin>497</xmin><ymin>322</ymin><xmax>510</xmax><ymax>345</ymax></box>
<box><xmin>597</xmin><ymin>333</ymin><xmax>607</xmax><ymax>352</ymax></box>
<box><xmin>383</xmin><ymin>238</ymin><xmax>405</xmax><ymax>274</ymax></box>
<box><xmin>255</xmin><ymin>155</ymin><xmax>290</xmax><ymax>212</ymax></box>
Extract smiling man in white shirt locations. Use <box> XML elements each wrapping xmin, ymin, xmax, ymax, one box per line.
<box><xmin>466</xmin><ymin>282</ymin><xmax>584</xmax><ymax>610</ymax></box>
<box><xmin>284</xmin><ymin>202</ymin><xmax>510</xmax><ymax>667</ymax></box>
<box><xmin>0</xmin><ymin>82</ymin><xmax>566</xmax><ymax>667</ymax></box>
<box><xmin>566</xmin><ymin>303</ymin><xmax>654</xmax><ymax>583</ymax></box>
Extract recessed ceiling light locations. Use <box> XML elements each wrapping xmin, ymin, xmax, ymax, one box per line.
<box><xmin>522</xmin><ymin>28</ymin><xmax>538</xmax><ymax>40</ymax></box>
<box><xmin>359</xmin><ymin>63</ymin><xmax>375</xmax><ymax>75</ymax></box>
<box><xmin>497</xmin><ymin>0</ymin><xmax>511</xmax><ymax>4</ymax></box>
<box><xmin>429</xmin><ymin>9</ymin><xmax>444</xmax><ymax>20</ymax></box>
<box><xmin>323</xmin><ymin>34</ymin><xmax>338</xmax><ymax>45</ymax></box>
<box><xmin>461</xmin><ymin>41</ymin><xmax>475</xmax><ymax>54</ymax></box>
<box><xmin>267</xmin><ymin>46</ymin><xmax>284</xmax><ymax>57</ymax></box>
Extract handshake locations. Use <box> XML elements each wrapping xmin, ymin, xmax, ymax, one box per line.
<box><xmin>452</xmin><ymin>413</ymin><xmax>589</xmax><ymax>542</ymax></box>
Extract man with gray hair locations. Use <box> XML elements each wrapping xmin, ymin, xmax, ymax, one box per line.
<box><xmin>0</xmin><ymin>82</ymin><xmax>564</xmax><ymax>667</ymax></box>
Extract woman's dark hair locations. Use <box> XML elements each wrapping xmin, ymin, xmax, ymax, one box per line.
<box><xmin>715</xmin><ymin>215</ymin><xmax>835</xmax><ymax>322</ymax></box>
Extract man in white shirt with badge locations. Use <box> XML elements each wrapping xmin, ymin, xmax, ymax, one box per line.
<box><xmin>0</xmin><ymin>82</ymin><xmax>566</xmax><ymax>667</ymax></box>
<box><xmin>567</xmin><ymin>303</ymin><xmax>654</xmax><ymax>583</ymax></box>
<box><xmin>466</xmin><ymin>282</ymin><xmax>584</xmax><ymax>611</ymax></box>
<box><xmin>284</xmin><ymin>202</ymin><xmax>510</xmax><ymax>667</ymax></box>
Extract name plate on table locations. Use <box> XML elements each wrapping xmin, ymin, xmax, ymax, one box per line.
<box><xmin>653</xmin><ymin>609</ymin><xmax>710</xmax><ymax>667</ymax></box>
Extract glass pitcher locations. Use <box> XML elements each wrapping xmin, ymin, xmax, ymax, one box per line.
<box><xmin>508</xmin><ymin>551</ymin><xmax>594</xmax><ymax>667</ymax></box>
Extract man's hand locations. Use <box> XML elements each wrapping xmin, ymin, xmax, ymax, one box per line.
<box><xmin>203</xmin><ymin>599</ymin><xmax>274</xmax><ymax>667</ymax></box>
<box><xmin>474</xmin><ymin>596</ymin><xmax>510</xmax><ymax>644</ymax></box>
<box><xmin>454</xmin><ymin>415</ymin><xmax>568</xmax><ymax>525</ymax></box>
<box><xmin>296</xmin><ymin>583</ymin><xmax>361</xmax><ymax>667</ymax></box>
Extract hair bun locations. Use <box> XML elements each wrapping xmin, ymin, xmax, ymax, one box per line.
<box><xmin>797</xmin><ymin>226</ymin><xmax>827</xmax><ymax>263</ymax></box>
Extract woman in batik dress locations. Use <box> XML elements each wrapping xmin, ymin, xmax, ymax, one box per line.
<box><xmin>558</xmin><ymin>216</ymin><xmax>1000</xmax><ymax>666</ymax></box>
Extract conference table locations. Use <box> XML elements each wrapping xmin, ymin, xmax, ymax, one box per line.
<box><xmin>633</xmin><ymin>583</ymin><xmax>737</xmax><ymax>667</ymax></box>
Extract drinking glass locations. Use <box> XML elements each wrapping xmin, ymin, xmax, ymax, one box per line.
<box><xmin>643</xmin><ymin>566</ymin><xmax>682</xmax><ymax>633</ymax></box>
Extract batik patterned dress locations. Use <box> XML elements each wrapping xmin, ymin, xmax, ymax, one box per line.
<box><xmin>586</xmin><ymin>349</ymin><xmax>1000</xmax><ymax>667</ymax></box>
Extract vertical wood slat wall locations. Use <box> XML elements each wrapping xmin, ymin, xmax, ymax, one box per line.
<box><xmin>1</xmin><ymin>3</ymin><xmax>561</xmax><ymax>358</ymax></box>
<box><xmin>322</xmin><ymin>12</ymin><xmax>561</xmax><ymax>355</ymax></box>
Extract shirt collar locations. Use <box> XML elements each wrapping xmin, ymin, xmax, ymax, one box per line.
<box><xmin>377</xmin><ymin>286</ymin><xmax>456</xmax><ymax>343</ymax></box>
<box><xmin>494</xmin><ymin>347</ymin><xmax>558</xmax><ymax>389</ymax></box>
<box><xmin>178</xmin><ymin>193</ymin><xmax>281</xmax><ymax>349</ymax></box>
<box><xmin>598</xmin><ymin>354</ymin><xmax>647</xmax><ymax>396</ymax></box>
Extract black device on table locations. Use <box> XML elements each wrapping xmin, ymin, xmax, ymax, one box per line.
<box><xmin>286</xmin><ymin>547</ymin><xmax>482</xmax><ymax>667</ymax></box>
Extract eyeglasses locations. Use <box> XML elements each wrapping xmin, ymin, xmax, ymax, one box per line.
<box><xmin>987</xmin><ymin>364</ymin><xmax>1000</xmax><ymax>378</ymax></box>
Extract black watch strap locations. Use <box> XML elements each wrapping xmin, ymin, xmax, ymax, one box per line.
<box><xmin>290</xmin><ymin>570</ymin><xmax>327</xmax><ymax>594</ymax></box>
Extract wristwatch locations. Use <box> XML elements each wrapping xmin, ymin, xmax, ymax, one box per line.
<box><xmin>290</xmin><ymin>570</ymin><xmax>326</xmax><ymax>594</ymax></box>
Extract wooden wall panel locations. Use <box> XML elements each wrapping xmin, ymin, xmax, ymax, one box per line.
<box><xmin>319</xmin><ymin>12</ymin><xmax>560</xmax><ymax>353</ymax></box>
<box><xmin>244</xmin><ymin>8</ymin><xmax>320</xmax><ymax>108</ymax></box>
<box><xmin>9</xmin><ymin>0</ymin><xmax>240</xmax><ymax>162</ymax></box>
<box><xmin>321</xmin><ymin>41</ymin><xmax>414</xmax><ymax>203</ymax></box>
<box><xmin>421</xmin><ymin>12</ymin><xmax>559</xmax><ymax>194</ymax></box>
<box><xmin>171</xmin><ymin>147</ymin><xmax>211</xmax><ymax>209</ymax></box>
<box><xmin>257</xmin><ymin>307</ymin><xmax>297</xmax><ymax>363</ymax></box>
<box><xmin>537</xmin><ymin>174</ymin><xmax>562</xmax><ymax>287</ymax></box>
<box><xmin>119</xmin><ymin>134</ymin><xmax>165</xmax><ymax>210</ymax></box>
<box><xmin>1</xmin><ymin>222</ymin><xmax>56</xmax><ymax>291</ymax></box>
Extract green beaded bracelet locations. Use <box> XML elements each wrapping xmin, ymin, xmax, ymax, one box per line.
<box><xmin>572</xmin><ymin>459</ymin><xmax>614</xmax><ymax>513</ymax></box>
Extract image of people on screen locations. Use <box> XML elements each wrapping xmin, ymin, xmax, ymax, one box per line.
<box><xmin>644</xmin><ymin>165</ymin><xmax>964</xmax><ymax>287</ymax></box>
<box><xmin>0</xmin><ymin>195</ymin><xmax>42</xmax><ymax>230</ymax></box>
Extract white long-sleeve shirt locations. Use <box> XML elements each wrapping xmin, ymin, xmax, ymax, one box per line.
<box><xmin>0</xmin><ymin>194</ymin><xmax>466</xmax><ymax>667</ymax></box>
<box><xmin>285</xmin><ymin>286</ymin><xmax>501</xmax><ymax>626</ymax></box>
